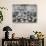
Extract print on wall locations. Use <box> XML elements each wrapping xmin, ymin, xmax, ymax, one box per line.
<box><xmin>12</xmin><ymin>4</ymin><xmax>37</xmax><ymax>23</ymax></box>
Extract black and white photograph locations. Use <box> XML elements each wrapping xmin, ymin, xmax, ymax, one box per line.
<box><xmin>12</xmin><ymin>4</ymin><xmax>37</xmax><ymax>23</ymax></box>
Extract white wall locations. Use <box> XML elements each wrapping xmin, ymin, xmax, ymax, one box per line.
<box><xmin>0</xmin><ymin>0</ymin><xmax>46</xmax><ymax>46</ymax></box>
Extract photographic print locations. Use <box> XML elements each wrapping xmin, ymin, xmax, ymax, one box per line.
<box><xmin>12</xmin><ymin>4</ymin><xmax>37</xmax><ymax>23</ymax></box>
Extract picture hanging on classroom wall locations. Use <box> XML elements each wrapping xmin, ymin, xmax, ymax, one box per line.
<box><xmin>12</xmin><ymin>4</ymin><xmax>37</xmax><ymax>23</ymax></box>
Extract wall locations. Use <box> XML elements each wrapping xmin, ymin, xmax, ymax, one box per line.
<box><xmin>0</xmin><ymin>0</ymin><xmax>46</xmax><ymax>46</ymax></box>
